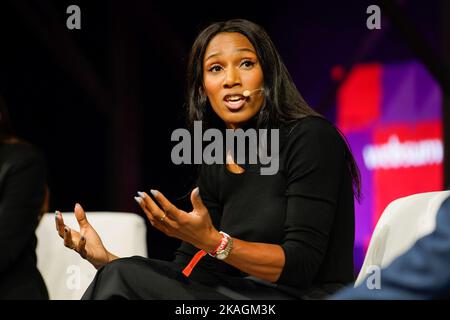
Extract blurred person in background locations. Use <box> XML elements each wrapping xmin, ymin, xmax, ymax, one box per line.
<box><xmin>0</xmin><ymin>95</ymin><xmax>49</xmax><ymax>299</ymax></box>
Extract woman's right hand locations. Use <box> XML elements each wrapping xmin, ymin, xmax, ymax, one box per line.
<box><xmin>55</xmin><ymin>203</ymin><xmax>118</xmax><ymax>269</ymax></box>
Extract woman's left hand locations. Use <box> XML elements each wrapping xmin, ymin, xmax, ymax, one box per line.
<box><xmin>135</xmin><ymin>188</ymin><xmax>221</xmax><ymax>252</ymax></box>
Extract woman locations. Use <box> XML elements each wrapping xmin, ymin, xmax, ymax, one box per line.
<box><xmin>55</xmin><ymin>19</ymin><xmax>360</xmax><ymax>299</ymax></box>
<box><xmin>0</xmin><ymin>96</ymin><xmax>49</xmax><ymax>299</ymax></box>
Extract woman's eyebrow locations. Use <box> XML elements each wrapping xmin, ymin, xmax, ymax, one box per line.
<box><xmin>205</xmin><ymin>52</ymin><xmax>220</xmax><ymax>61</ymax></box>
<box><xmin>205</xmin><ymin>48</ymin><xmax>256</xmax><ymax>62</ymax></box>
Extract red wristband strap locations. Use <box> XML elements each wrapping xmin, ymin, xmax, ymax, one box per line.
<box><xmin>181</xmin><ymin>249</ymin><xmax>207</xmax><ymax>277</ymax></box>
<box><xmin>182</xmin><ymin>232</ymin><xmax>228</xmax><ymax>277</ymax></box>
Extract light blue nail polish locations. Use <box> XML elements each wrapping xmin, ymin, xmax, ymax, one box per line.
<box><xmin>55</xmin><ymin>211</ymin><xmax>59</xmax><ymax>231</ymax></box>
<box><xmin>150</xmin><ymin>189</ymin><xmax>158</xmax><ymax>197</ymax></box>
<box><xmin>137</xmin><ymin>191</ymin><xmax>146</xmax><ymax>198</ymax></box>
<box><xmin>134</xmin><ymin>196</ymin><xmax>142</xmax><ymax>204</ymax></box>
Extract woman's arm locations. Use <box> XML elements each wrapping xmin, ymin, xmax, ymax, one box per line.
<box><xmin>205</xmin><ymin>232</ymin><xmax>286</xmax><ymax>283</ymax></box>
<box><xmin>136</xmin><ymin>188</ymin><xmax>286</xmax><ymax>283</ymax></box>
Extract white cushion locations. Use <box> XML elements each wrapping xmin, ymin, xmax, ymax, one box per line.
<box><xmin>355</xmin><ymin>191</ymin><xmax>450</xmax><ymax>286</ymax></box>
<box><xmin>36</xmin><ymin>212</ymin><xmax>147</xmax><ymax>300</ymax></box>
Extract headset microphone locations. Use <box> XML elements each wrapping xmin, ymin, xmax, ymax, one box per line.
<box><xmin>243</xmin><ymin>88</ymin><xmax>264</xmax><ymax>97</ymax></box>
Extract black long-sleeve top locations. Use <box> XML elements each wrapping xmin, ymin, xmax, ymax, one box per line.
<box><xmin>175</xmin><ymin>116</ymin><xmax>355</xmax><ymax>298</ymax></box>
<box><xmin>0</xmin><ymin>143</ymin><xmax>48</xmax><ymax>299</ymax></box>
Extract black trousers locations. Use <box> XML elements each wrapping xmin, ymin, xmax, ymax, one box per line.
<box><xmin>81</xmin><ymin>256</ymin><xmax>297</xmax><ymax>300</ymax></box>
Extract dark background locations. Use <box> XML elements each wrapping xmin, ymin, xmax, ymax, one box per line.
<box><xmin>0</xmin><ymin>0</ymin><xmax>447</xmax><ymax>260</ymax></box>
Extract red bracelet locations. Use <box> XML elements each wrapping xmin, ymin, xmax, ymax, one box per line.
<box><xmin>209</xmin><ymin>232</ymin><xmax>229</xmax><ymax>257</ymax></box>
<box><xmin>182</xmin><ymin>232</ymin><xmax>227</xmax><ymax>277</ymax></box>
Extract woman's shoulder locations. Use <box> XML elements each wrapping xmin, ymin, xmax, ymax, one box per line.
<box><xmin>280</xmin><ymin>116</ymin><xmax>350</xmax><ymax>176</ymax></box>
<box><xmin>0</xmin><ymin>141</ymin><xmax>45</xmax><ymax>168</ymax></box>
<box><xmin>282</xmin><ymin>115</ymin><xmax>343</xmax><ymax>146</ymax></box>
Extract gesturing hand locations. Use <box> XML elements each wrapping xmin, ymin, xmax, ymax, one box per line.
<box><xmin>135</xmin><ymin>188</ymin><xmax>221</xmax><ymax>252</ymax></box>
<box><xmin>55</xmin><ymin>203</ymin><xmax>117</xmax><ymax>269</ymax></box>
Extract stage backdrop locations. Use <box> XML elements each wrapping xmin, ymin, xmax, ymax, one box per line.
<box><xmin>336</xmin><ymin>60</ymin><xmax>444</xmax><ymax>272</ymax></box>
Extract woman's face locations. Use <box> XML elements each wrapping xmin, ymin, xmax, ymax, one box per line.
<box><xmin>203</xmin><ymin>32</ymin><xmax>264</xmax><ymax>129</ymax></box>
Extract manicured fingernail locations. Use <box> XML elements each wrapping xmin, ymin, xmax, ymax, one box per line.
<box><xmin>134</xmin><ymin>196</ymin><xmax>142</xmax><ymax>204</ymax></box>
<box><xmin>75</xmin><ymin>203</ymin><xmax>81</xmax><ymax>209</ymax></box>
<box><xmin>137</xmin><ymin>191</ymin><xmax>146</xmax><ymax>198</ymax></box>
<box><xmin>150</xmin><ymin>189</ymin><xmax>158</xmax><ymax>197</ymax></box>
<box><xmin>55</xmin><ymin>211</ymin><xmax>59</xmax><ymax>230</ymax></box>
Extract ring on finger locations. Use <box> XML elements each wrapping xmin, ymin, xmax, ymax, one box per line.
<box><xmin>159</xmin><ymin>213</ymin><xmax>166</xmax><ymax>222</ymax></box>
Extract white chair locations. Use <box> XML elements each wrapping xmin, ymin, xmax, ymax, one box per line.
<box><xmin>35</xmin><ymin>212</ymin><xmax>148</xmax><ymax>300</ymax></box>
<box><xmin>355</xmin><ymin>190</ymin><xmax>450</xmax><ymax>287</ymax></box>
